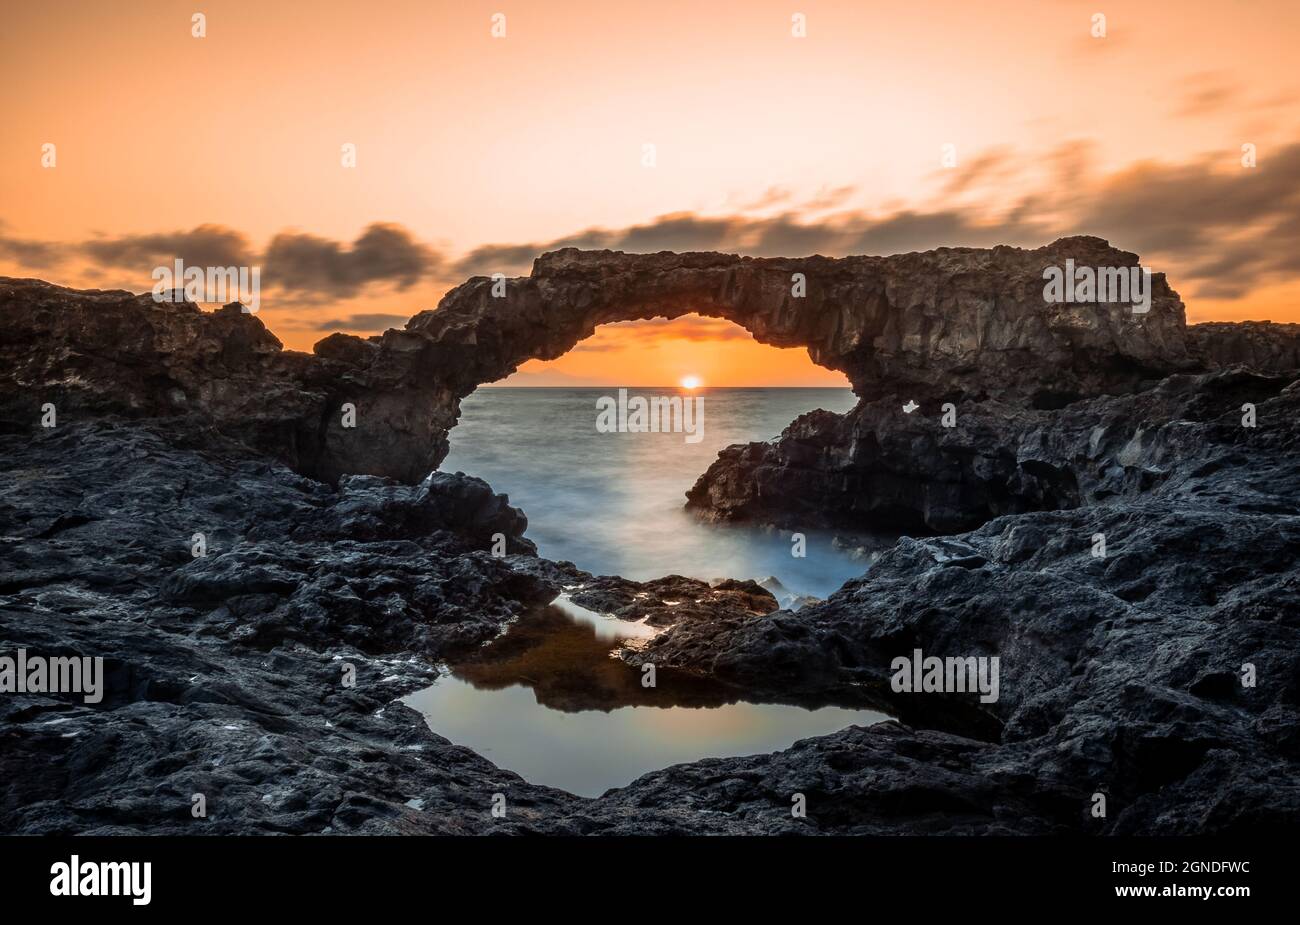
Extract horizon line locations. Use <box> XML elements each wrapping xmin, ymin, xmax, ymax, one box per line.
<box><xmin>478</xmin><ymin>384</ymin><xmax>853</xmax><ymax>389</ymax></box>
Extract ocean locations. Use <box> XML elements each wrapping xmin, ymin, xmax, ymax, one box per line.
<box><xmin>441</xmin><ymin>386</ymin><xmax>865</xmax><ymax>601</ymax></box>
<box><xmin>408</xmin><ymin>386</ymin><xmax>888</xmax><ymax>796</ymax></box>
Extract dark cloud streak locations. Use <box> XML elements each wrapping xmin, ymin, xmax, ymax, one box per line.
<box><xmin>312</xmin><ymin>313</ymin><xmax>410</xmax><ymax>331</ymax></box>
<box><xmin>4</xmin><ymin>140</ymin><xmax>1300</xmax><ymax>307</ymax></box>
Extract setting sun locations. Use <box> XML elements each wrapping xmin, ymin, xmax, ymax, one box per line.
<box><xmin>680</xmin><ymin>376</ymin><xmax>702</xmax><ymax>390</ymax></box>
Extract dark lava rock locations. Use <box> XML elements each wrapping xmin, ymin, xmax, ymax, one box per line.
<box><xmin>0</xmin><ymin>418</ymin><xmax>992</xmax><ymax>836</ymax></box>
<box><xmin>410</xmin><ymin>235</ymin><xmax>1192</xmax><ymax>402</ymax></box>
<box><xmin>568</xmin><ymin>575</ymin><xmax>777</xmax><ymax>627</ymax></box>
<box><xmin>687</xmin><ymin>368</ymin><xmax>1299</xmax><ymax>535</ymax></box>
<box><xmin>1188</xmin><ymin>320</ymin><xmax>1300</xmax><ymax>372</ymax></box>
<box><xmin>0</xmin><ymin>235</ymin><xmax>1195</xmax><ymax>485</ymax></box>
<box><xmin>0</xmin><ymin>278</ymin><xmax>453</xmax><ymax>484</ymax></box>
<box><xmin>0</xmin><ymin>420</ymin><xmax>558</xmax><ymax>834</ymax></box>
<box><xmin>648</xmin><ymin>375</ymin><xmax>1300</xmax><ymax>833</ymax></box>
<box><xmin>3</xmin><ymin>246</ymin><xmax>1298</xmax><ymax>837</ymax></box>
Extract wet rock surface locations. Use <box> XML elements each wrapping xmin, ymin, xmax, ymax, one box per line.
<box><xmin>686</xmin><ymin>367</ymin><xmax>1298</xmax><ymax>534</ymax></box>
<box><xmin>569</xmin><ymin>575</ymin><xmax>778</xmax><ymax>627</ymax></box>
<box><xmin>2</xmin><ymin>245</ymin><xmax>1298</xmax><ymax>835</ymax></box>
<box><xmin>0</xmin><ymin>421</ymin><xmax>562</xmax><ymax>834</ymax></box>
<box><xmin>667</xmin><ymin>373</ymin><xmax>1300</xmax><ymax>831</ymax></box>
<box><xmin>0</xmin><ymin>419</ymin><xmax>943</xmax><ymax>835</ymax></box>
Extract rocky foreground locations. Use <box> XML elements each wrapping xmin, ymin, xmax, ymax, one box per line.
<box><xmin>1</xmin><ymin>236</ymin><xmax>1298</xmax><ymax>835</ymax></box>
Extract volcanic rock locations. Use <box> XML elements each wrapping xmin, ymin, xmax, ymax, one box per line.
<box><xmin>0</xmin><ymin>235</ymin><xmax>1199</xmax><ymax>485</ymax></box>
<box><xmin>2</xmin><ymin>237</ymin><xmax>1298</xmax><ymax>837</ymax></box>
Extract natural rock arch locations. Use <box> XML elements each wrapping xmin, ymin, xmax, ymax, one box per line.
<box><xmin>311</xmin><ymin>236</ymin><xmax>1189</xmax><ymax>481</ymax></box>
<box><xmin>402</xmin><ymin>237</ymin><xmax>1188</xmax><ymax>397</ymax></box>
<box><xmin>5</xmin><ymin>235</ymin><xmax>1241</xmax><ymax>486</ymax></box>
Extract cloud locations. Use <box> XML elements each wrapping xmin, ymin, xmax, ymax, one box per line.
<box><xmin>5</xmin><ymin>137</ymin><xmax>1300</xmax><ymax>310</ymax></box>
<box><xmin>738</xmin><ymin>186</ymin><xmax>794</xmax><ymax>211</ymax></box>
<box><xmin>1075</xmin><ymin>143</ymin><xmax>1300</xmax><ymax>294</ymax></box>
<box><xmin>603</xmin><ymin>316</ymin><xmax>752</xmax><ymax>343</ymax></box>
<box><xmin>937</xmin><ymin>147</ymin><xmax>1018</xmax><ymax>198</ymax></box>
<box><xmin>453</xmin><ymin>241</ymin><xmax>571</xmax><ymax>279</ymax></box>
<box><xmin>0</xmin><ymin>234</ymin><xmax>62</xmax><ymax>270</ymax></box>
<box><xmin>263</xmin><ymin>223</ymin><xmax>440</xmax><ymax>300</ymax></box>
<box><xmin>54</xmin><ymin>222</ymin><xmax>440</xmax><ymax>303</ymax></box>
<box><xmin>312</xmin><ymin>313</ymin><xmax>410</xmax><ymax>331</ymax></box>
<box><xmin>81</xmin><ymin>224</ymin><xmax>255</xmax><ymax>270</ymax></box>
<box><xmin>616</xmin><ymin>213</ymin><xmax>736</xmax><ymax>253</ymax></box>
<box><xmin>747</xmin><ymin>214</ymin><xmax>845</xmax><ymax>256</ymax></box>
<box><xmin>445</xmin><ymin>140</ymin><xmax>1300</xmax><ymax>302</ymax></box>
<box><xmin>801</xmin><ymin>185</ymin><xmax>857</xmax><ymax>212</ymax></box>
<box><xmin>1174</xmin><ymin>72</ymin><xmax>1239</xmax><ymax>118</ymax></box>
<box><xmin>449</xmin><ymin>214</ymin><xmax>743</xmax><ymax>278</ymax></box>
<box><xmin>848</xmin><ymin>209</ymin><xmax>1046</xmax><ymax>255</ymax></box>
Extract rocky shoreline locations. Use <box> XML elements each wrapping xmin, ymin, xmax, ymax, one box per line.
<box><xmin>2</xmin><ymin>236</ymin><xmax>1297</xmax><ymax>835</ymax></box>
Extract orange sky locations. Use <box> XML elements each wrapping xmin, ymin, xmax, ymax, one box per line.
<box><xmin>2</xmin><ymin>0</ymin><xmax>1298</xmax><ymax>384</ymax></box>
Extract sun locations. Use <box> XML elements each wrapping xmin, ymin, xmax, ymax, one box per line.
<box><xmin>679</xmin><ymin>375</ymin><xmax>702</xmax><ymax>390</ymax></box>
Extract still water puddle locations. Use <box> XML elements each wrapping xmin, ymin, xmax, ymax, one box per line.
<box><xmin>404</xmin><ymin>595</ymin><xmax>889</xmax><ymax>797</ymax></box>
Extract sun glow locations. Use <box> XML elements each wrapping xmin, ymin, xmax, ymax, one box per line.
<box><xmin>680</xmin><ymin>376</ymin><xmax>702</xmax><ymax>390</ymax></box>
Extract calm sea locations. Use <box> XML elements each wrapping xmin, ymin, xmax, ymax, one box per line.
<box><xmin>442</xmin><ymin>387</ymin><xmax>864</xmax><ymax>601</ymax></box>
<box><xmin>411</xmin><ymin>387</ymin><xmax>888</xmax><ymax>796</ymax></box>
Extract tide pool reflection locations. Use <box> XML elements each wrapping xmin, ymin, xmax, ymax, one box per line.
<box><xmin>403</xmin><ymin>597</ymin><xmax>889</xmax><ymax>797</ymax></box>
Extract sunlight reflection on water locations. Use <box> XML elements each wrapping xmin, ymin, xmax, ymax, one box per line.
<box><xmin>442</xmin><ymin>387</ymin><xmax>867</xmax><ymax>601</ymax></box>
<box><xmin>404</xmin><ymin>595</ymin><xmax>890</xmax><ymax>797</ymax></box>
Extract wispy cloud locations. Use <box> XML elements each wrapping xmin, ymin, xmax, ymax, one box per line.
<box><xmin>1173</xmin><ymin>72</ymin><xmax>1240</xmax><ymax>118</ymax></box>
<box><xmin>603</xmin><ymin>317</ymin><xmax>752</xmax><ymax>343</ymax></box>
<box><xmin>80</xmin><ymin>224</ymin><xmax>254</xmax><ymax>270</ymax></box>
<box><xmin>0</xmin><ymin>220</ymin><xmax>64</xmax><ymax>269</ymax></box>
<box><xmin>312</xmin><ymin>312</ymin><xmax>411</xmax><ymax>331</ymax></box>
<box><xmin>4</xmin><ymin>139</ymin><xmax>1300</xmax><ymax>319</ymax></box>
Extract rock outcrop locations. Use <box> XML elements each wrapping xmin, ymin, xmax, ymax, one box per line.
<box><xmin>0</xmin><ymin>417</ymin><xmax>1061</xmax><ymax>835</ymax></box>
<box><xmin>0</xmin><ymin>279</ymin><xmax>455</xmax><ymax>483</ymax></box>
<box><xmin>2</xmin><ymin>236</ymin><xmax>1298</xmax><ymax>837</ymax></box>
<box><xmin>685</xmin><ymin>366</ymin><xmax>1297</xmax><ymax>534</ymax></box>
<box><xmin>1188</xmin><ymin>320</ymin><xmax>1300</xmax><ymax>373</ymax></box>
<box><xmin>0</xmin><ymin>235</ymin><xmax>1201</xmax><ymax>485</ymax></box>
<box><xmin>408</xmin><ymin>235</ymin><xmax>1192</xmax><ymax>401</ymax></box>
<box><xmin>647</xmin><ymin>372</ymin><xmax>1300</xmax><ymax>832</ymax></box>
<box><xmin>683</xmin><ymin>305</ymin><xmax>1300</xmax><ymax>535</ymax></box>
